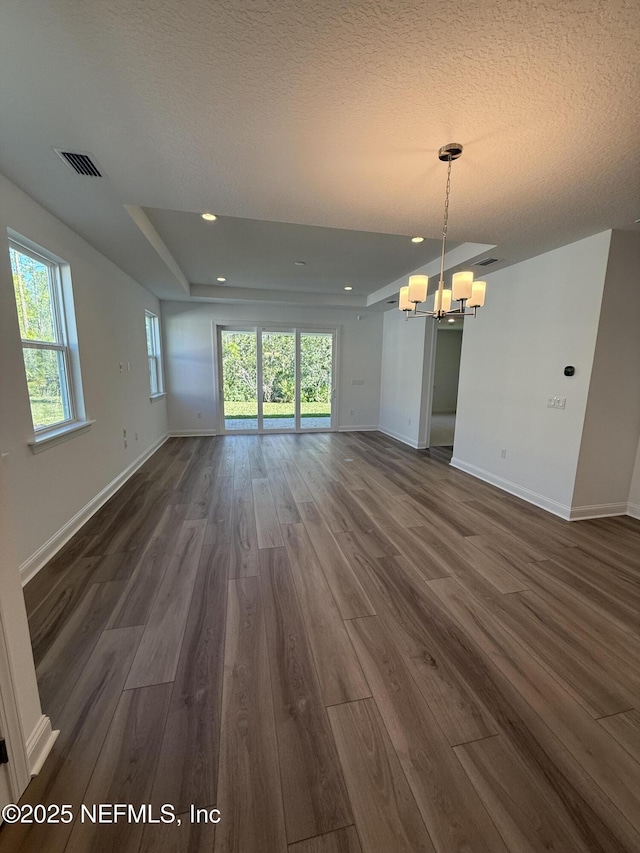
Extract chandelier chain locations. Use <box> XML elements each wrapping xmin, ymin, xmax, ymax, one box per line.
<box><xmin>439</xmin><ymin>155</ymin><xmax>453</xmax><ymax>290</ymax></box>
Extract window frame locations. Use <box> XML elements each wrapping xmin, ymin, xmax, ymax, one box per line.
<box><xmin>9</xmin><ymin>238</ymin><xmax>79</xmax><ymax>435</ymax></box>
<box><xmin>145</xmin><ymin>310</ymin><xmax>164</xmax><ymax>398</ymax></box>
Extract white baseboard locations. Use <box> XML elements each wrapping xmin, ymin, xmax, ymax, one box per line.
<box><xmin>450</xmin><ymin>457</ymin><xmax>573</xmax><ymax>520</ymax></box>
<box><xmin>20</xmin><ymin>432</ymin><xmax>169</xmax><ymax>585</ymax></box>
<box><xmin>627</xmin><ymin>502</ymin><xmax>640</xmax><ymax>520</ymax></box>
<box><xmin>568</xmin><ymin>502</ymin><xmax>628</xmax><ymax>521</ymax></box>
<box><xmin>338</xmin><ymin>425</ymin><xmax>379</xmax><ymax>432</ymax></box>
<box><xmin>169</xmin><ymin>429</ymin><xmax>218</xmax><ymax>437</ymax></box>
<box><xmin>378</xmin><ymin>426</ymin><xmax>424</xmax><ymax>449</ymax></box>
<box><xmin>26</xmin><ymin>714</ymin><xmax>59</xmax><ymax>776</ymax></box>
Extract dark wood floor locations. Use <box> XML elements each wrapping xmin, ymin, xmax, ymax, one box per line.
<box><xmin>3</xmin><ymin>431</ymin><xmax>640</xmax><ymax>852</ymax></box>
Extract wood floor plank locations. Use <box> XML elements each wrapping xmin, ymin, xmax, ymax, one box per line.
<box><xmin>345</xmin><ymin>549</ymin><xmax>496</xmax><ymax>746</ymax></box>
<box><xmin>599</xmin><ymin>710</ymin><xmax>640</xmax><ymax>764</ymax></box>
<box><xmin>185</xmin><ymin>466</ymin><xmax>214</xmax><ymax>519</ymax></box>
<box><xmin>125</xmin><ymin>519</ymin><xmax>206</xmax><ymax>688</ymax></box>
<box><xmin>288</xmin><ymin>827</ymin><xmax>362</xmax><ymax>853</ymax></box>
<box><xmin>512</xmin><ymin>558</ymin><xmax>640</xmax><ymax>652</ymax></box>
<box><xmin>459</xmin><ymin>535</ymin><xmax>530</xmax><ymax>593</ymax></box>
<box><xmin>260</xmin><ymin>547</ymin><xmax>353</xmax><ymax>843</ymax></box>
<box><xmin>204</xmin><ymin>475</ymin><xmax>234</xmax><ymax>545</ymax></box>
<box><xmin>280</xmin><ymin>459</ymin><xmax>314</xmax><ymax>504</ymax></box>
<box><xmin>23</xmin><ymin>533</ymin><xmax>97</xmax><ymax>615</ymax></box>
<box><xmin>107</xmin><ymin>504</ymin><xmax>187</xmax><ymax>629</ymax></box>
<box><xmin>36</xmin><ymin>579</ymin><xmax>126</xmax><ymax>724</ymax></box>
<box><xmin>299</xmin><ymin>502</ymin><xmax>375</xmax><ymax>620</ymax></box>
<box><xmin>328</xmin><ymin>698</ymin><xmax>435</xmax><ymax>853</ymax></box>
<box><xmin>248</xmin><ymin>439</ymin><xmax>268</xmax><ymax>478</ymax></box>
<box><xmin>253</xmin><ymin>477</ymin><xmax>285</xmax><ymax>548</ymax></box>
<box><xmin>138</xmin><ymin>812</ymin><xmax>217</xmax><ymax>852</ymax></box>
<box><xmin>215</xmin><ymin>577</ymin><xmax>287</xmax><ymax>853</ymax></box>
<box><xmin>282</xmin><ymin>522</ymin><xmax>370</xmax><ymax>706</ymax></box>
<box><xmin>446</xmin><ymin>559</ymin><xmax>639</xmax><ymax>718</ymax></box>
<box><xmin>347</xmin><ymin>616</ymin><xmax>508</xmax><ymax>853</ymax></box>
<box><xmin>65</xmin><ymin>683</ymin><xmax>172</xmax><ymax>853</ymax></box>
<box><xmin>429</xmin><ymin>576</ymin><xmax>640</xmax><ymax>849</ymax></box>
<box><xmin>229</xmin><ymin>487</ymin><xmax>259</xmax><ymax>577</ymax></box>
<box><xmin>0</xmin><ymin>626</ymin><xmax>143</xmax><ymax>853</ymax></box>
<box><xmin>268</xmin><ymin>468</ymin><xmax>303</xmax><ymax>524</ymax></box>
<box><xmin>28</xmin><ymin>555</ymin><xmax>101</xmax><ymax>665</ymax></box>
<box><xmin>454</xmin><ymin>735</ymin><xmax>591</xmax><ymax>853</ymax></box>
<box><xmin>234</xmin><ymin>439</ymin><xmax>252</xmax><ymax>490</ymax></box>
<box><xmin>152</xmin><ymin>540</ymin><xmax>229</xmax><ymax>813</ymax></box>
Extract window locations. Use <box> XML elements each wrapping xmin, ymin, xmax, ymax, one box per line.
<box><xmin>9</xmin><ymin>240</ymin><xmax>81</xmax><ymax>434</ymax></box>
<box><xmin>145</xmin><ymin>310</ymin><xmax>164</xmax><ymax>397</ymax></box>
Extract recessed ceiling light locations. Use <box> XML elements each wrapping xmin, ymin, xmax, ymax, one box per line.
<box><xmin>447</xmin><ymin>318</ymin><xmax>456</xmax><ymax>323</ymax></box>
<box><xmin>217</xmin><ymin>276</ymin><xmax>226</xmax><ymax>282</ymax></box>
<box><xmin>202</xmin><ymin>213</ymin><xmax>217</xmax><ymax>221</ymax></box>
<box><xmin>294</xmin><ymin>261</ymin><xmax>306</xmax><ymax>266</ymax></box>
<box><xmin>411</xmin><ymin>236</ymin><xmax>425</xmax><ymax>243</ymax></box>
<box><xmin>344</xmin><ymin>286</ymin><xmax>353</xmax><ymax>291</ymax></box>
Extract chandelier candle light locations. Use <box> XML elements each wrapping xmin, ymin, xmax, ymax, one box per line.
<box><xmin>399</xmin><ymin>143</ymin><xmax>486</xmax><ymax>320</ymax></box>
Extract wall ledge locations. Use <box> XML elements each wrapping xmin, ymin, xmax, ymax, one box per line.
<box><xmin>569</xmin><ymin>502</ymin><xmax>628</xmax><ymax>520</ymax></box>
<box><xmin>26</xmin><ymin>714</ymin><xmax>59</xmax><ymax>776</ymax></box>
<box><xmin>626</xmin><ymin>502</ymin><xmax>640</xmax><ymax>520</ymax></box>
<box><xmin>20</xmin><ymin>432</ymin><xmax>169</xmax><ymax>585</ymax></box>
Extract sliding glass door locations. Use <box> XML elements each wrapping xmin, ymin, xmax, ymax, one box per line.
<box><xmin>218</xmin><ymin>326</ymin><xmax>335</xmax><ymax>433</ymax></box>
<box><xmin>300</xmin><ymin>332</ymin><xmax>333</xmax><ymax>430</ymax></box>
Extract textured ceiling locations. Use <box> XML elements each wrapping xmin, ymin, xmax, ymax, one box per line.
<box><xmin>0</xmin><ymin>0</ymin><xmax>639</xmax><ymax>304</ymax></box>
<box><xmin>144</xmin><ymin>208</ymin><xmax>444</xmax><ymax>295</ymax></box>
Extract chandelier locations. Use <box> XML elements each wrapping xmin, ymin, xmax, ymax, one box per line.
<box><xmin>399</xmin><ymin>143</ymin><xmax>486</xmax><ymax>320</ymax></box>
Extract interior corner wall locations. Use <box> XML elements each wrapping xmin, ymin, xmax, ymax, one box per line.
<box><xmin>379</xmin><ymin>308</ymin><xmax>436</xmax><ymax>448</ymax></box>
<box><xmin>571</xmin><ymin>230</ymin><xmax>640</xmax><ymax>514</ymax></box>
<box><xmin>0</xmin><ymin>172</ymin><xmax>169</xmax><ymax>575</ymax></box>
<box><xmin>627</xmin><ymin>438</ymin><xmax>640</xmax><ymax>518</ymax></box>
<box><xmin>452</xmin><ymin>230</ymin><xmax>612</xmax><ymax>516</ymax></box>
<box><xmin>161</xmin><ymin>301</ymin><xmax>383</xmax><ymax>434</ymax></box>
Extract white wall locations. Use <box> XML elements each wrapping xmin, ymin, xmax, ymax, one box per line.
<box><xmin>0</xmin><ymin>174</ymin><xmax>169</xmax><ymax>574</ymax></box>
<box><xmin>0</xmin><ymin>172</ymin><xmax>169</xmax><ymax>790</ymax></box>
<box><xmin>572</xmin><ymin>230</ymin><xmax>640</xmax><ymax>514</ymax></box>
<box><xmin>452</xmin><ymin>231</ymin><xmax>612</xmax><ymax>515</ymax></box>
<box><xmin>162</xmin><ymin>301</ymin><xmax>383</xmax><ymax>434</ymax></box>
<box><xmin>379</xmin><ymin>308</ymin><xmax>436</xmax><ymax>448</ymax></box>
<box><xmin>432</xmin><ymin>329</ymin><xmax>463</xmax><ymax>413</ymax></box>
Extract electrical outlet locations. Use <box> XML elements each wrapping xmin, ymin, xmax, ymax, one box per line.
<box><xmin>119</xmin><ymin>362</ymin><xmax>124</xmax><ymax>373</ymax></box>
<box><xmin>127</xmin><ymin>361</ymin><xmax>131</xmax><ymax>372</ymax></box>
<box><xmin>547</xmin><ymin>396</ymin><xmax>567</xmax><ymax>409</ymax></box>
<box><xmin>135</xmin><ymin>432</ymin><xmax>139</xmax><ymax>441</ymax></box>
<box><xmin>124</xmin><ymin>439</ymin><xmax>128</xmax><ymax>449</ymax></box>
<box><xmin>123</xmin><ymin>429</ymin><xmax>127</xmax><ymax>438</ymax></box>
<box><xmin>196</xmin><ymin>412</ymin><xmax>202</xmax><ymax>419</ymax></box>
<box><xmin>350</xmin><ymin>409</ymin><xmax>354</xmax><ymax>416</ymax></box>
<box><xmin>500</xmin><ymin>448</ymin><xmax>507</xmax><ymax>458</ymax></box>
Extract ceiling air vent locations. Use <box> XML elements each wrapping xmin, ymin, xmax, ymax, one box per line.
<box><xmin>54</xmin><ymin>149</ymin><xmax>102</xmax><ymax>177</ymax></box>
<box><xmin>475</xmin><ymin>257</ymin><xmax>499</xmax><ymax>267</ymax></box>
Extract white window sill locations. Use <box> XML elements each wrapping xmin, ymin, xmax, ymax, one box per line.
<box><xmin>150</xmin><ymin>392</ymin><xmax>167</xmax><ymax>402</ymax></box>
<box><xmin>28</xmin><ymin>420</ymin><xmax>95</xmax><ymax>454</ymax></box>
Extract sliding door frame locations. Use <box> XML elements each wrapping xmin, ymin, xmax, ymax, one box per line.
<box><xmin>213</xmin><ymin>322</ymin><xmax>339</xmax><ymax>435</ymax></box>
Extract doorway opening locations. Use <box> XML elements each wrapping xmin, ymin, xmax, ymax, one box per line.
<box><xmin>218</xmin><ymin>326</ymin><xmax>336</xmax><ymax>433</ymax></box>
<box><xmin>429</xmin><ymin>319</ymin><xmax>463</xmax><ymax>449</ymax></box>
